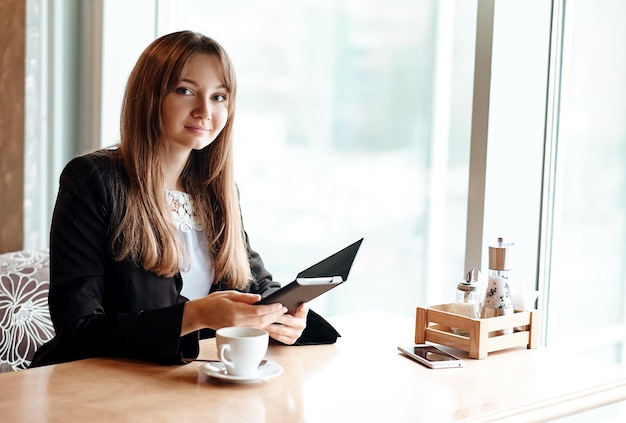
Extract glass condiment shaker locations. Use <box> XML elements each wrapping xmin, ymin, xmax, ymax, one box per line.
<box><xmin>451</xmin><ymin>268</ymin><xmax>481</xmax><ymax>336</ymax></box>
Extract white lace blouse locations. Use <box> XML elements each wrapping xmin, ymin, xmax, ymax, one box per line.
<box><xmin>166</xmin><ymin>190</ymin><xmax>214</xmax><ymax>300</ymax></box>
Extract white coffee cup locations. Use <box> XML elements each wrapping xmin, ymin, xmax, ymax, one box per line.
<box><xmin>216</xmin><ymin>327</ymin><xmax>269</xmax><ymax>377</ymax></box>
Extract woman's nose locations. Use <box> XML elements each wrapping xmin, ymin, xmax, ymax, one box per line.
<box><xmin>193</xmin><ymin>99</ymin><xmax>212</xmax><ymax>120</ymax></box>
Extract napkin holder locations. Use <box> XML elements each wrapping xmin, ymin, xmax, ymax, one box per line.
<box><xmin>415</xmin><ymin>303</ymin><xmax>540</xmax><ymax>359</ymax></box>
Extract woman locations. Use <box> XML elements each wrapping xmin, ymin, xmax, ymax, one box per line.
<box><xmin>31</xmin><ymin>31</ymin><xmax>327</xmax><ymax>367</ymax></box>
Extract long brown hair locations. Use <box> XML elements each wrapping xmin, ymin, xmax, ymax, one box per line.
<box><xmin>113</xmin><ymin>30</ymin><xmax>251</xmax><ymax>289</ymax></box>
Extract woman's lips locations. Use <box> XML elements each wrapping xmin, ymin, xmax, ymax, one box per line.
<box><xmin>185</xmin><ymin>125</ymin><xmax>211</xmax><ymax>134</ymax></box>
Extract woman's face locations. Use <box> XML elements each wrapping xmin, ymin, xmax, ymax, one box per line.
<box><xmin>161</xmin><ymin>54</ymin><xmax>229</xmax><ymax>153</ymax></box>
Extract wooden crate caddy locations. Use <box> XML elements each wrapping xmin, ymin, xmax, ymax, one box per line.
<box><xmin>415</xmin><ymin>303</ymin><xmax>540</xmax><ymax>359</ymax></box>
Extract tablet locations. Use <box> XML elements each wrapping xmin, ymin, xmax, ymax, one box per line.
<box><xmin>256</xmin><ymin>276</ymin><xmax>344</xmax><ymax>312</ymax></box>
<box><xmin>256</xmin><ymin>238</ymin><xmax>363</xmax><ymax>312</ymax></box>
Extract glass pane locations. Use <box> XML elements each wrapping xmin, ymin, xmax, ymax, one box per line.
<box><xmin>547</xmin><ymin>0</ymin><xmax>626</xmax><ymax>362</ymax></box>
<box><xmin>162</xmin><ymin>0</ymin><xmax>476</xmax><ymax>316</ymax></box>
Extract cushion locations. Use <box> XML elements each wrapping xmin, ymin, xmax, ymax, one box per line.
<box><xmin>0</xmin><ymin>249</ymin><xmax>54</xmax><ymax>371</ymax></box>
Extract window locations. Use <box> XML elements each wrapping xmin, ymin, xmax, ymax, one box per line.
<box><xmin>542</xmin><ymin>0</ymin><xmax>626</xmax><ymax>362</ymax></box>
<box><xmin>156</xmin><ymin>0</ymin><xmax>477</xmax><ymax>316</ymax></box>
<box><xmin>25</xmin><ymin>0</ymin><xmax>626</xmax><ymax>363</ymax></box>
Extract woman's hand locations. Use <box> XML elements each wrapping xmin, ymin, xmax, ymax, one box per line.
<box><xmin>181</xmin><ymin>291</ymin><xmax>287</xmax><ymax>336</ymax></box>
<box><xmin>264</xmin><ymin>303</ymin><xmax>309</xmax><ymax>345</ymax></box>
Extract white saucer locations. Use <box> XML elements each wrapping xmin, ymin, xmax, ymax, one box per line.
<box><xmin>199</xmin><ymin>361</ymin><xmax>283</xmax><ymax>383</ymax></box>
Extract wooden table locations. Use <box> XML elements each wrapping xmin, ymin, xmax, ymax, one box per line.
<box><xmin>1</xmin><ymin>310</ymin><xmax>625</xmax><ymax>422</ymax></box>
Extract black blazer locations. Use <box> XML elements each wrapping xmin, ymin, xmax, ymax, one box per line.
<box><xmin>31</xmin><ymin>150</ymin><xmax>337</xmax><ymax>368</ymax></box>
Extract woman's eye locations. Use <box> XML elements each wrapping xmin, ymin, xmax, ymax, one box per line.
<box><xmin>212</xmin><ymin>94</ymin><xmax>227</xmax><ymax>102</ymax></box>
<box><xmin>175</xmin><ymin>87</ymin><xmax>193</xmax><ymax>95</ymax></box>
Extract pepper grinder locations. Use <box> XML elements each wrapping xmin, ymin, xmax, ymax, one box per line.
<box><xmin>481</xmin><ymin>237</ymin><xmax>514</xmax><ymax>335</ymax></box>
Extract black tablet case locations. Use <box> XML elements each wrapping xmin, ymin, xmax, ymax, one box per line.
<box><xmin>260</xmin><ymin>238</ymin><xmax>363</xmax><ymax>345</ymax></box>
<box><xmin>258</xmin><ymin>238</ymin><xmax>363</xmax><ymax>312</ymax></box>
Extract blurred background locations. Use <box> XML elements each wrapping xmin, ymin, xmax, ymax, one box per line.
<box><xmin>4</xmin><ymin>0</ymin><xmax>624</xmax><ymax>364</ymax></box>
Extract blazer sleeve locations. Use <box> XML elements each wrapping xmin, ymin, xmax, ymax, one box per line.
<box><xmin>243</xmin><ymin>232</ymin><xmax>281</xmax><ymax>295</ymax></box>
<box><xmin>43</xmin><ymin>155</ymin><xmax>193</xmax><ymax>365</ymax></box>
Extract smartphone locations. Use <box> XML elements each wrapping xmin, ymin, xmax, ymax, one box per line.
<box><xmin>398</xmin><ymin>344</ymin><xmax>465</xmax><ymax>369</ymax></box>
